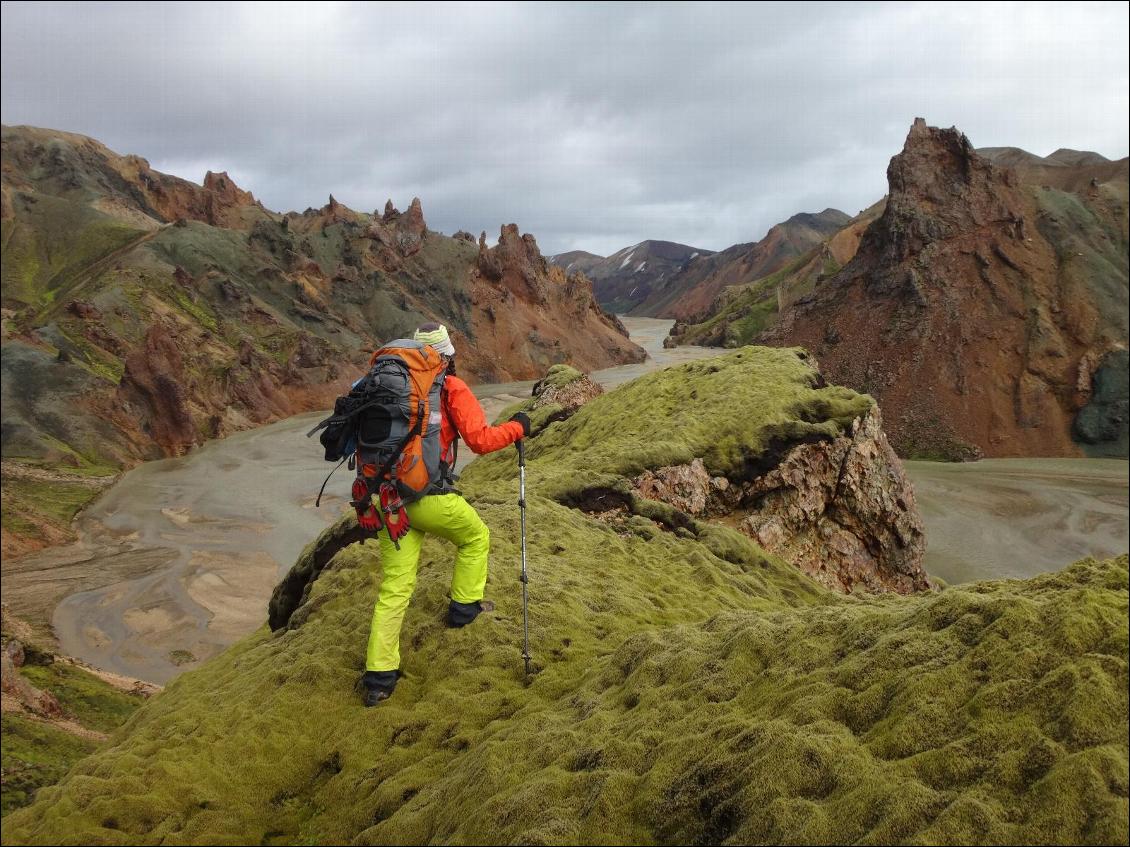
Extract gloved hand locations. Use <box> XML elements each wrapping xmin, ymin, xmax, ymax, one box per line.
<box><xmin>509</xmin><ymin>411</ymin><xmax>531</xmax><ymax>437</ymax></box>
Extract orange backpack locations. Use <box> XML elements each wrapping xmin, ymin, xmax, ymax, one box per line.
<box><xmin>352</xmin><ymin>340</ymin><xmax>451</xmax><ymax>500</ymax></box>
<box><xmin>308</xmin><ymin>339</ymin><xmax>452</xmax><ymax>546</ymax></box>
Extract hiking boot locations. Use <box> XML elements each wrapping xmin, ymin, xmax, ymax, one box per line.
<box><xmin>361</xmin><ymin>670</ymin><xmax>399</xmax><ymax>706</ymax></box>
<box><xmin>447</xmin><ymin>599</ymin><xmax>495</xmax><ymax>628</ymax></box>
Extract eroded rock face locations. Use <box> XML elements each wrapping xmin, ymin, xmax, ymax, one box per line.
<box><xmin>364</xmin><ymin>196</ymin><xmax>427</xmax><ymax>257</ymax></box>
<box><xmin>116</xmin><ymin>322</ymin><xmax>198</xmax><ymax>456</ymax></box>
<box><xmin>0</xmin><ymin>125</ymin><xmax>646</xmax><ymax>528</ymax></box>
<box><xmin>634</xmin><ymin>458</ymin><xmax>728</xmax><ymax>517</ymax></box>
<box><xmin>631</xmin><ymin>407</ymin><xmax>929</xmax><ymax>594</ymax></box>
<box><xmin>458</xmin><ymin>224</ymin><xmax>646</xmax><ymax>381</ymax></box>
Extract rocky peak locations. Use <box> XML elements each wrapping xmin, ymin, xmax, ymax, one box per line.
<box><xmin>759</xmin><ymin>118</ymin><xmax>1128</xmax><ymax>459</ymax></box>
<box><xmin>363</xmin><ymin>197</ymin><xmax>425</xmax><ymax>257</ymax></box>
<box><xmin>475</xmin><ymin>223</ymin><xmax>551</xmax><ymax>304</ymax></box>
<box><xmin>203</xmin><ymin>170</ymin><xmax>255</xmax><ymax>207</ymax></box>
<box><xmin>404</xmin><ymin>197</ymin><xmax>426</xmax><ymax>237</ymax></box>
<box><xmin>870</xmin><ymin>119</ymin><xmax>1023</xmax><ymax>264</ymax></box>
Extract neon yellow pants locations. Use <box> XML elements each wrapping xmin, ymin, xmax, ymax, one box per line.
<box><xmin>365</xmin><ymin>493</ymin><xmax>490</xmax><ymax>672</ymax></box>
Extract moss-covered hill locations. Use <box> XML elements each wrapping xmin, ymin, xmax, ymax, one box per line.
<box><xmin>3</xmin><ymin>353</ymin><xmax>1127</xmax><ymax>846</ymax></box>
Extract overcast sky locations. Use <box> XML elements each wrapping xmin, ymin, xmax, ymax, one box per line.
<box><xmin>2</xmin><ymin>2</ymin><xmax>1127</xmax><ymax>255</ymax></box>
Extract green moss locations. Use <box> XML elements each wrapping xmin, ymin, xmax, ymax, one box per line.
<box><xmin>18</xmin><ymin>663</ymin><xmax>145</xmax><ymax>735</ymax></box>
<box><xmin>0</xmin><ymin>476</ymin><xmax>101</xmax><ymax>529</ymax></box>
<box><xmin>5</xmin><ymin>540</ymin><xmax>1126</xmax><ymax>843</ymax></box>
<box><xmin>50</xmin><ymin>323</ymin><xmax>125</xmax><ymax>384</ymax></box>
<box><xmin>0</xmin><ymin>661</ymin><xmax>144</xmax><ymax>818</ymax></box>
<box><xmin>1</xmin><ymin>195</ymin><xmax>143</xmax><ymax>315</ymax></box>
<box><xmin>19</xmin><ymin>435</ymin><xmax>121</xmax><ymax>477</ymax></box>
<box><xmin>673</xmin><ymin>245</ymin><xmax>833</xmax><ymax>348</ymax></box>
<box><xmin>538</xmin><ymin>364</ymin><xmax>585</xmax><ymax>390</ymax></box>
<box><xmin>0</xmin><ymin>714</ymin><xmax>97</xmax><ymax>818</ymax></box>
<box><xmin>171</xmin><ymin>289</ymin><xmax>219</xmax><ymax>334</ymax></box>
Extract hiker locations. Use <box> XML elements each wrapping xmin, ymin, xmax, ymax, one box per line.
<box><xmin>358</xmin><ymin>323</ymin><xmax>530</xmax><ymax>705</ymax></box>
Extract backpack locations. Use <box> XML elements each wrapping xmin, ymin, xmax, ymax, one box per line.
<box><xmin>308</xmin><ymin>339</ymin><xmax>452</xmax><ymax>507</ymax></box>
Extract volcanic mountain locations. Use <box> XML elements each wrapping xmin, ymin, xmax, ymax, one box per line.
<box><xmin>546</xmin><ymin>249</ymin><xmax>603</xmax><ymax>278</ymax></box>
<box><xmin>0</xmin><ymin>125</ymin><xmax>644</xmax><ymax>556</ymax></box>
<box><xmin>758</xmin><ymin>119</ymin><xmax>1129</xmax><ymax>459</ymax></box>
<box><xmin>549</xmin><ymin>240</ymin><xmax>714</xmax><ymax>314</ymax></box>
<box><xmin>629</xmin><ymin>209</ymin><xmax>851</xmax><ymax>320</ymax></box>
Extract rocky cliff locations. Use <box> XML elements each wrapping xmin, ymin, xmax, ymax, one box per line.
<box><xmin>0</xmin><ymin>125</ymin><xmax>644</xmax><ymax>556</ymax></box>
<box><xmin>6</xmin><ymin>354</ymin><xmax>1127</xmax><ymax>846</ymax></box>
<box><xmin>756</xmin><ymin>120</ymin><xmax>1128</xmax><ymax>459</ymax></box>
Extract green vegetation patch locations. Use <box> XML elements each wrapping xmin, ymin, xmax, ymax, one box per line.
<box><xmin>0</xmin><ymin>475</ymin><xmax>102</xmax><ymax>532</ymax></box>
<box><xmin>674</xmin><ymin>246</ymin><xmax>834</xmax><ymax>348</ymax></box>
<box><xmin>1</xmin><ymin>194</ymin><xmax>143</xmax><ymax>316</ymax></box>
<box><xmin>170</xmin><ymin>289</ymin><xmax>219</xmax><ymax>334</ymax></box>
<box><xmin>18</xmin><ymin>663</ymin><xmax>145</xmax><ymax>735</ymax></box>
<box><xmin>0</xmin><ymin>660</ymin><xmax>145</xmax><ymax>818</ymax></box>
<box><xmin>4</xmin><ymin>528</ymin><xmax>1125</xmax><ymax>843</ymax></box>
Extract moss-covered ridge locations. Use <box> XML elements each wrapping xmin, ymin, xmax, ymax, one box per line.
<box><xmin>470</xmin><ymin>346</ymin><xmax>873</xmax><ymax>504</ymax></box>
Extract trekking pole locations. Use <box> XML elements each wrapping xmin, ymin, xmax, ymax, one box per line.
<box><xmin>517</xmin><ymin>438</ymin><xmax>530</xmax><ymax>675</ymax></box>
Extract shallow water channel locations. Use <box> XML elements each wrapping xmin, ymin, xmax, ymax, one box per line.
<box><xmin>8</xmin><ymin>318</ymin><xmax>1127</xmax><ymax>684</ymax></box>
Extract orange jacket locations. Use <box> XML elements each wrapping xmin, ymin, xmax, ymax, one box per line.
<box><xmin>440</xmin><ymin>375</ymin><xmax>523</xmax><ymax>461</ymax></box>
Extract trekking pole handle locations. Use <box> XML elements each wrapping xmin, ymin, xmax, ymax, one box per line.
<box><xmin>516</xmin><ymin>437</ymin><xmax>525</xmax><ymax>467</ymax></box>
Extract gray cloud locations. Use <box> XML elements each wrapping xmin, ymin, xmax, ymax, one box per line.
<box><xmin>3</xmin><ymin>1</ymin><xmax>1127</xmax><ymax>255</ymax></box>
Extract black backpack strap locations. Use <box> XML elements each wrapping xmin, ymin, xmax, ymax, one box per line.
<box><xmin>314</xmin><ymin>454</ymin><xmax>349</xmax><ymax>507</ymax></box>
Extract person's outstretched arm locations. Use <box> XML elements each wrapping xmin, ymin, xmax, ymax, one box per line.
<box><xmin>444</xmin><ymin>376</ymin><xmax>529</xmax><ymax>454</ymax></box>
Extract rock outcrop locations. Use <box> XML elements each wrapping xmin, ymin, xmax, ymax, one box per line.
<box><xmin>458</xmin><ymin>224</ymin><xmax>645</xmax><ymax>381</ymax></box>
<box><xmin>1</xmin><ymin>637</ymin><xmax>61</xmax><ymax>719</ymax></box>
<box><xmin>531</xmin><ymin>365</ymin><xmax>603</xmax><ymax>416</ymax></box>
<box><xmin>116</xmin><ymin>322</ymin><xmax>198</xmax><ymax>456</ymax></box>
<box><xmin>632</xmin><ymin>407</ymin><xmax>927</xmax><ymax>594</ymax></box>
<box><xmin>365</xmin><ymin>196</ymin><xmax>427</xmax><ymax>257</ymax></box>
